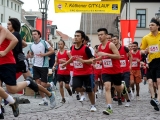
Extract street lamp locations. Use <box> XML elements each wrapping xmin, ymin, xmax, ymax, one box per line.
<box><xmin>38</xmin><ymin>0</ymin><xmax>50</xmax><ymax>40</ymax></box>
<box><xmin>47</xmin><ymin>23</ymin><xmax>52</xmax><ymax>40</ymax></box>
<box><xmin>155</xmin><ymin>7</ymin><xmax>160</xmax><ymax>18</ymax></box>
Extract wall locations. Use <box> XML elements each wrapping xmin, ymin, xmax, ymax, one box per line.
<box><xmin>121</xmin><ymin>2</ymin><xmax>160</xmax><ymax>46</ymax></box>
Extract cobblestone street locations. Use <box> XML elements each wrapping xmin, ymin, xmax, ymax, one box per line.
<box><xmin>3</xmin><ymin>83</ymin><xmax>160</xmax><ymax>120</ymax></box>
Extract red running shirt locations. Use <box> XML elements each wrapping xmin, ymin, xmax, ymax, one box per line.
<box><xmin>0</xmin><ymin>39</ymin><xmax>16</xmax><ymax>65</ymax></box>
<box><xmin>57</xmin><ymin>50</ymin><xmax>70</xmax><ymax>75</ymax></box>
<box><xmin>98</xmin><ymin>42</ymin><xmax>122</xmax><ymax>74</ymax></box>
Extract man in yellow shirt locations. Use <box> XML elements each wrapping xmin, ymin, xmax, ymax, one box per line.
<box><xmin>140</xmin><ymin>17</ymin><xmax>160</xmax><ymax>111</ymax></box>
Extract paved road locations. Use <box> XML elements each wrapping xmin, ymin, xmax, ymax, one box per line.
<box><xmin>2</xmin><ymin>83</ymin><xmax>160</xmax><ymax>120</ymax></box>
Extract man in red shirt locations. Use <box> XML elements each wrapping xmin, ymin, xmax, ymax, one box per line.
<box><xmin>130</xmin><ymin>41</ymin><xmax>142</xmax><ymax>100</ymax></box>
<box><xmin>62</xmin><ymin>30</ymin><xmax>96</xmax><ymax>112</ymax></box>
<box><xmin>94</xmin><ymin>28</ymin><xmax>123</xmax><ymax>115</ymax></box>
<box><xmin>112</xmin><ymin>35</ymin><xmax>133</xmax><ymax>106</ymax></box>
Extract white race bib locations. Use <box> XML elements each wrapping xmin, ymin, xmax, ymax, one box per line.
<box><xmin>132</xmin><ymin>61</ymin><xmax>138</xmax><ymax>67</ymax></box>
<box><xmin>95</xmin><ymin>64</ymin><xmax>102</xmax><ymax>69</ymax></box>
<box><xmin>59</xmin><ymin>64</ymin><xmax>66</xmax><ymax>70</ymax></box>
<box><xmin>102</xmin><ymin>59</ymin><xmax>113</xmax><ymax>68</ymax></box>
<box><xmin>149</xmin><ymin>45</ymin><xmax>159</xmax><ymax>53</ymax></box>
<box><xmin>73</xmin><ymin>61</ymin><xmax>83</xmax><ymax>68</ymax></box>
<box><xmin>120</xmin><ymin>60</ymin><xmax>126</xmax><ymax>67</ymax></box>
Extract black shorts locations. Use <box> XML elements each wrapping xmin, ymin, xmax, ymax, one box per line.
<box><xmin>73</xmin><ymin>75</ymin><xmax>93</xmax><ymax>92</ymax></box>
<box><xmin>122</xmin><ymin>72</ymin><xmax>130</xmax><ymax>88</ymax></box>
<box><xmin>149</xmin><ymin>58</ymin><xmax>160</xmax><ymax>82</ymax></box>
<box><xmin>102</xmin><ymin>73</ymin><xmax>122</xmax><ymax>86</ymax></box>
<box><xmin>16</xmin><ymin>60</ymin><xmax>29</xmax><ymax>73</ymax></box>
<box><xmin>0</xmin><ymin>64</ymin><xmax>16</xmax><ymax>86</ymax></box>
<box><xmin>33</xmin><ymin>66</ymin><xmax>48</xmax><ymax>83</ymax></box>
<box><xmin>57</xmin><ymin>74</ymin><xmax>70</xmax><ymax>84</ymax></box>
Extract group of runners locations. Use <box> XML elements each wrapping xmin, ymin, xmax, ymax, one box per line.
<box><xmin>0</xmin><ymin>16</ymin><xmax>159</xmax><ymax>119</ymax></box>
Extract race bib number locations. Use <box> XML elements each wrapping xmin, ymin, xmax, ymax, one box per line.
<box><xmin>102</xmin><ymin>59</ymin><xmax>113</xmax><ymax>68</ymax></box>
<box><xmin>132</xmin><ymin>61</ymin><xmax>138</xmax><ymax>67</ymax></box>
<box><xmin>95</xmin><ymin>64</ymin><xmax>102</xmax><ymax>69</ymax></box>
<box><xmin>149</xmin><ymin>45</ymin><xmax>159</xmax><ymax>53</ymax></box>
<box><xmin>59</xmin><ymin>64</ymin><xmax>66</xmax><ymax>70</ymax></box>
<box><xmin>120</xmin><ymin>60</ymin><xmax>126</xmax><ymax>67</ymax></box>
<box><xmin>73</xmin><ymin>61</ymin><xmax>83</xmax><ymax>68</ymax></box>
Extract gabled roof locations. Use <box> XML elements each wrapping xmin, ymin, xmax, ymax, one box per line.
<box><xmin>56</xmin><ymin>30</ymin><xmax>71</xmax><ymax>40</ymax></box>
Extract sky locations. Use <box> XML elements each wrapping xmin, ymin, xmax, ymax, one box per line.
<box><xmin>21</xmin><ymin>0</ymin><xmax>83</xmax><ymax>37</ymax></box>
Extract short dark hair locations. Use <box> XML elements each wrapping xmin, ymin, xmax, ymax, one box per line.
<box><xmin>84</xmin><ymin>35</ymin><xmax>90</xmax><ymax>42</ymax></box>
<box><xmin>108</xmin><ymin>33</ymin><xmax>114</xmax><ymax>37</ymax></box>
<box><xmin>32</xmin><ymin>30</ymin><xmax>41</xmax><ymax>37</ymax></box>
<box><xmin>132</xmin><ymin>41</ymin><xmax>138</xmax><ymax>46</ymax></box>
<box><xmin>75</xmin><ymin>30</ymin><xmax>85</xmax><ymax>39</ymax></box>
<box><xmin>8</xmin><ymin>18</ymin><xmax>21</xmax><ymax>32</ymax></box>
<box><xmin>94</xmin><ymin>45</ymin><xmax>99</xmax><ymax>49</ymax></box>
<box><xmin>112</xmin><ymin>35</ymin><xmax>119</xmax><ymax>39</ymax></box>
<box><xmin>58</xmin><ymin>39</ymin><xmax>65</xmax><ymax>45</ymax></box>
<box><xmin>97</xmin><ymin>28</ymin><xmax>108</xmax><ymax>34</ymax></box>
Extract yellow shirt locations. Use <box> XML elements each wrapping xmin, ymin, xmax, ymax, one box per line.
<box><xmin>140</xmin><ymin>31</ymin><xmax>160</xmax><ymax>63</ymax></box>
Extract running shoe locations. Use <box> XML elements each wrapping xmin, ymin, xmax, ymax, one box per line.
<box><xmin>90</xmin><ymin>106</ymin><xmax>97</xmax><ymax>112</ymax></box>
<box><xmin>49</xmin><ymin>92</ymin><xmax>56</xmax><ymax>108</ymax></box>
<box><xmin>0</xmin><ymin>112</ymin><xmax>4</xmax><ymax>119</ymax></box>
<box><xmin>1</xmin><ymin>105</ymin><xmax>4</xmax><ymax>113</ymax></box>
<box><xmin>118</xmin><ymin>98</ymin><xmax>122</xmax><ymax>105</ymax></box>
<box><xmin>128</xmin><ymin>90</ymin><xmax>134</xmax><ymax>100</ymax></box>
<box><xmin>39</xmin><ymin>101</ymin><xmax>48</xmax><ymax>106</ymax></box>
<box><xmin>103</xmin><ymin>107</ymin><xmax>113</xmax><ymax>115</ymax></box>
<box><xmin>125</xmin><ymin>102</ymin><xmax>130</xmax><ymax>107</ymax></box>
<box><xmin>79</xmin><ymin>95</ymin><xmax>86</xmax><ymax>102</ymax></box>
<box><xmin>60</xmin><ymin>98</ymin><xmax>66</xmax><ymax>104</ymax></box>
<box><xmin>113</xmin><ymin>95</ymin><xmax>118</xmax><ymax>101</ymax></box>
<box><xmin>9</xmin><ymin>97</ymin><xmax>19</xmax><ymax>117</ymax></box>
<box><xmin>76</xmin><ymin>94</ymin><xmax>80</xmax><ymax>100</ymax></box>
<box><xmin>150</xmin><ymin>99</ymin><xmax>159</xmax><ymax>111</ymax></box>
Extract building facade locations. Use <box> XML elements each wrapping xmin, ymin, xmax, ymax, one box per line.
<box><xmin>121</xmin><ymin>0</ymin><xmax>160</xmax><ymax>46</ymax></box>
<box><xmin>0</xmin><ymin>0</ymin><xmax>23</xmax><ymax>23</ymax></box>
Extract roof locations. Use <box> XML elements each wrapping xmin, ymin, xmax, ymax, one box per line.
<box><xmin>80</xmin><ymin>13</ymin><xmax>119</xmax><ymax>34</ymax></box>
<box><xmin>15</xmin><ymin>0</ymin><xmax>24</xmax><ymax>4</ymax></box>
<box><xmin>56</xmin><ymin>30</ymin><xmax>71</xmax><ymax>40</ymax></box>
<box><xmin>21</xmin><ymin>9</ymin><xmax>34</xmax><ymax>29</ymax></box>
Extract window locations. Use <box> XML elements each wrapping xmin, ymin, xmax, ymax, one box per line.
<box><xmin>1</xmin><ymin>0</ymin><xmax>3</xmax><ymax>5</ymax></box>
<box><xmin>11</xmin><ymin>2</ymin><xmax>13</xmax><ymax>8</ymax></box>
<box><xmin>1</xmin><ymin>14</ymin><xmax>3</xmax><ymax>22</ymax></box>
<box><xmin>18</xmin><ymin>5</ymin><xmax>19</xmax><ymax>12</ymax></box>
<box><xmin>7</xmin><ymin>0</ymin><xmax>9</xmax><ymax>7</ymax></box>
<box><xmin>15</xmin><ymin>4</ymin><xmax>16</xmax><ymax>10</ymax></box>
<box><xmin>136</xmin><ymin>9</ymin><xmax>146</xmax><ymax>28</ymax></box>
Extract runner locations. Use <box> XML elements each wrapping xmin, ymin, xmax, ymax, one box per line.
<box><xmin>112</xmin><ymin>35</ymin><xmax>133</xmax><ymax>106</ymax></box>
<box><xmin>62</xmin><ymin>30</ymin><xmax>97</xmax><ymax>112</ymax></box>
<box><xmin>30</xmin><ymin>29</ymin><xmax>56</xmax><ymax>106</ymax></box>
<box><xmin>52</xmin><ymin>40</ymin><xmax>72</xmax><ymax>103</ymax></box>
<box><xmin>140</xmin><ymin>17</ymin><xmax>160</xmax><ymax>111</ymax></box>
<box><xmin>130</xmin><ymin>41</ymin><xmax>142</xmax><ymax>100</ymax></box>
<box><xmin>107</xmin><ymin>33</ymin><xmax>113</xmax><ymax>42</ymax></box>
<box><xmin>95</xmin><ymin>28</ymin><xmax>123</xmax><ymax>115</ymax></box>
<box><xmin>93</xmin><ymin>45</ymin><xmax>103</xmax><ymax>98</ymax></box>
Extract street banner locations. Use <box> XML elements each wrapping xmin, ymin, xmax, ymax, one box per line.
<box><xmin>120</xmin><ymin>20</ymin><xmax>138</xmax><ymax>46</ymax></box>
<box><xmin>54</xmin><ymin>0</ymin><xmax>121</xmax><ymax>13</ymax></box>
<box><xmin>36</xmin><ymin>18</ymin><xmax>52</xmax><ymax>40</ymax></box>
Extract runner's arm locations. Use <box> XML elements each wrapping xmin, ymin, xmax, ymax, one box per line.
<box><xmin>22</xmin><ymin>40</ymin><xmax>27</xmax><ymax>48</ymax></box>
<box><xmin>99</xmin><ymin>42</ymin><xmax>120</xmax><ymax>59</ymax></box>
<box><xmin>3</xmin><ymin>28</ymin><xmax>18</xmax><ymax>55</ymax></box>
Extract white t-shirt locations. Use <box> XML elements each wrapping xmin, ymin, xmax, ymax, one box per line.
<box><xmin>89</xmin><ymin>46</ymin><xmax>95</xmax><ymax>56</ymax></box>
<box><xmin>30</xmin><ymin>40</ymin><xmax>51</xmax><ymax>67</ymax></box>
